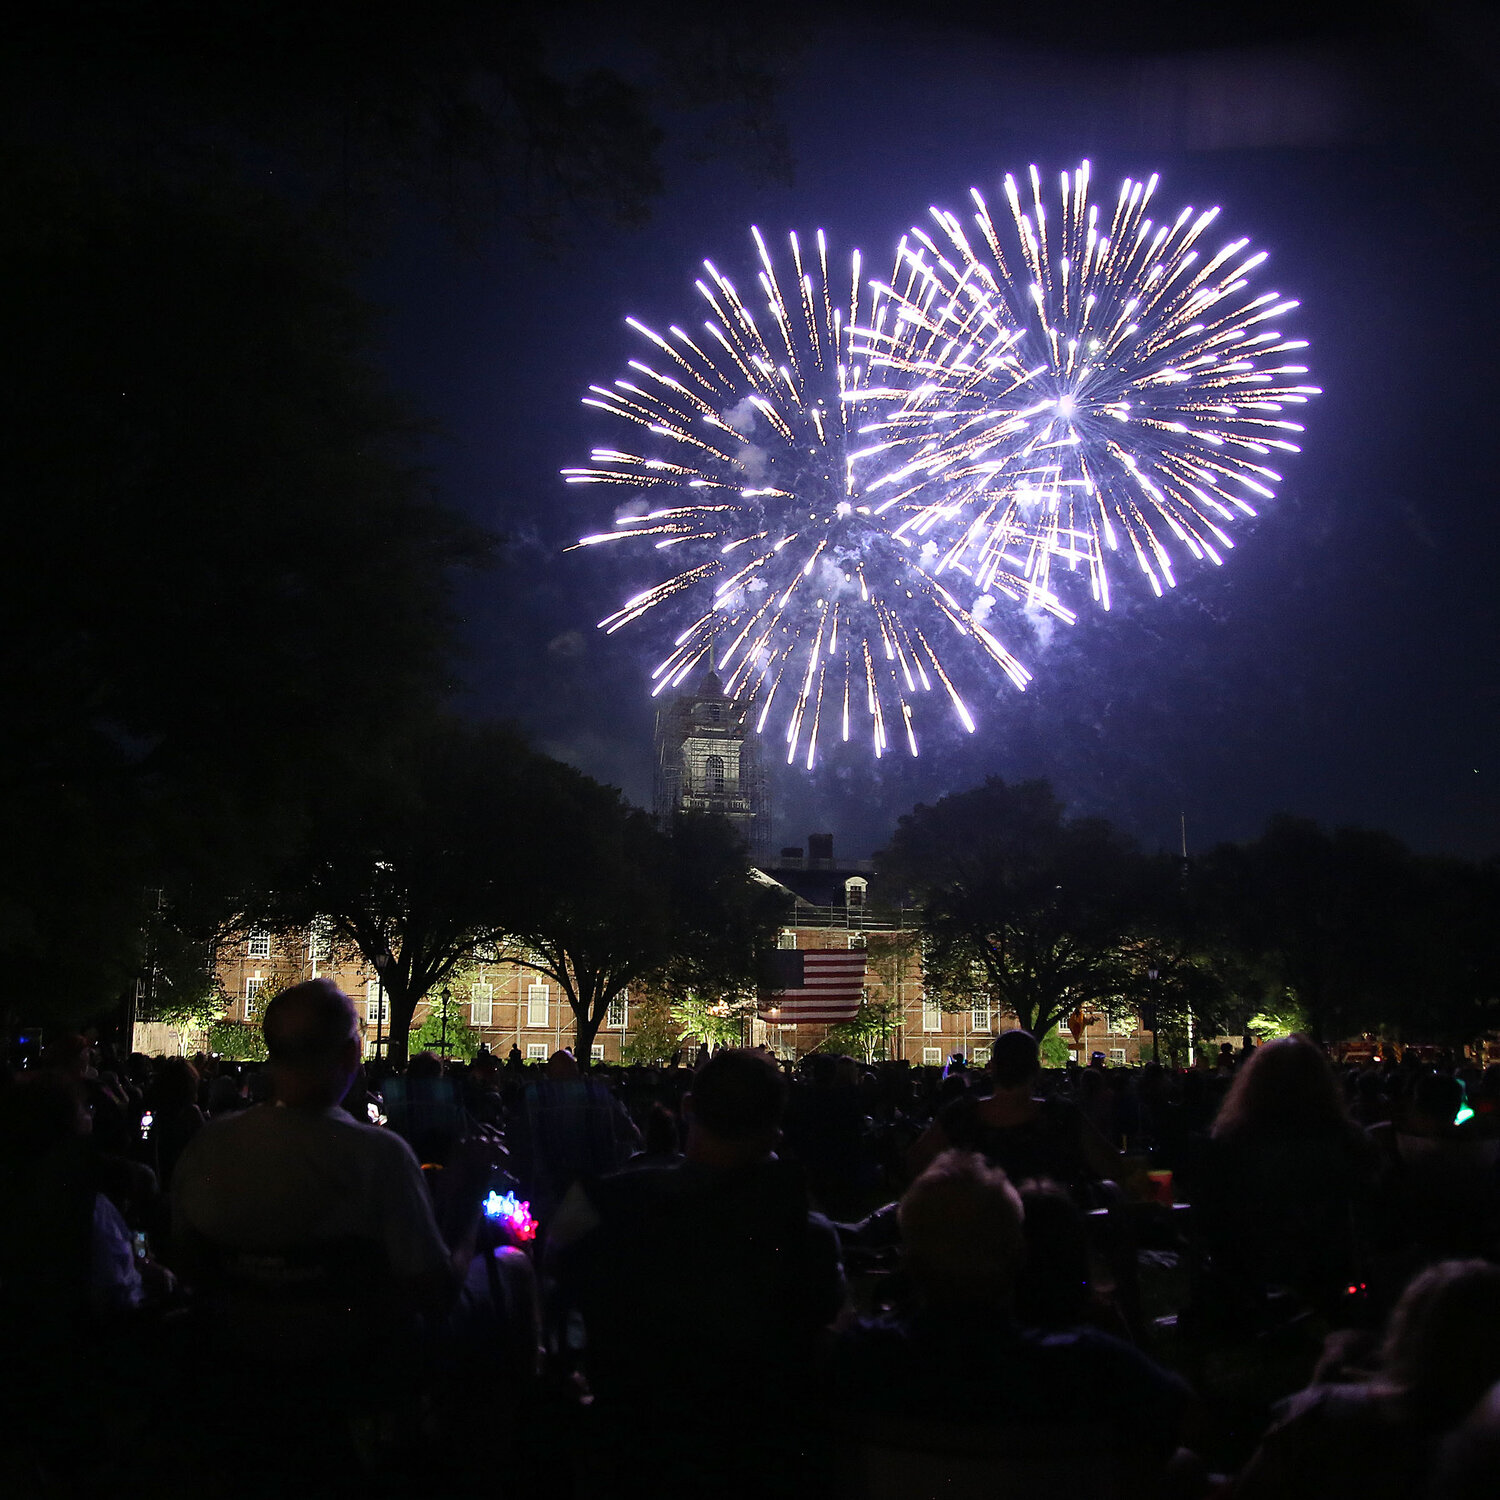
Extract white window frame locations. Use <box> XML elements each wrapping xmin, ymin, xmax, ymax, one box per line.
<box><xmin>921</xmin><ymin>1001</ymin><xmax>942</xmax><ymax>1033</ymax></box>
<box><xmin>247</xmin><ymin>929</ymin><xmax>271</xmax><ymax>960</ymax></box>
<box><xmin>922</xmin><ymin>1047</ymin><xmax>942</xmax><ymax>1067</ymax></box>
<box><xmin>606</xmin><ymin>993</ymin><xmax>628</xmax><ymax>1029</ymax></box>
<box><xmin>778</xmin><ymin>930</ymin><xmax>798</xmax><ymax>950</ymax></box>
<box><xmin>1109</xmin><ymin>1048</ymin><xmax>1127</xmax><ymax>1067</ymax></box>
<box><xmin>470</xmin><ymin>982</ymin><xmax>494</xmax><ymax>1027</ymax></box>
<box><xmin>307</xmin><ymin>922</ymin><xmax>332</xmax><ymax>965</ymax></box>
<box><xmin>365</xmin><ymin>979</ymin><xmax>387</xmax><ymax>1027</ymax></box>
<box><xmin>847</xmin><ymin>933</ymin><xmax>867</xmax><ymax>949</ymax></box>
<box><xmin>591</xmin><ymin>1044</ymin><xmax>605</xmax><ymax>1061</ymax></box>
<box><xmin>526</xmin><ymin>1043</ymin><xmax>548</xmax><ymax>1061</ymax></box>
<box><xmin>526</xmin><ymin>983</ymin><xmax>550</xmax><ymax>1028</ymax></box>
<box><xmin>971</xmin><ymin>1002</ymin><xmax>992</xmax><ymax>1032</ymax></box>
<box><xmin>245</xmin><ymin>974</ymin><xmax>267</xmax><ymax>1021</ymax></box>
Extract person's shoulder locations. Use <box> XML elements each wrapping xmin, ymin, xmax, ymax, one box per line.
<box><xmin>181</xmin><ymin>1100</ymin><xmax>272</xmax><ymax>1147</ymax></box>
<box><xmin>1029</xmin><ymin>1325</ymin><xmax>1188</xmax><ymax>1402</ymax></box>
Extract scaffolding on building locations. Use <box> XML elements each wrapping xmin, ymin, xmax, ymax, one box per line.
<box><xmin>652</xmin><ymin>669</ymin><xmax>770</xmax><ymax>854</ymax></box>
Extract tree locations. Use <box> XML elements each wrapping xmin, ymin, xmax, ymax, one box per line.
<box><xmin>0</xmin><ymin>161</ymin><xmax>492</xmax><ymax>1033</ymax></box>
<box><xmin>502</xmin><ymin>804</ymin><xmax>785</xmax><ymax>1061</ymax></box>
<box><xmin>255</xmin><ymin>720</ymin><xmax>543</xmax><ymax>1065</ymax></box>
<box><xmin>4</xmin><ymin>3</ymin><xmax>795</xmax><ymax>252</ymax></box>
<box><xmin>877</xmin><ymin>778</ymin><xmax>1148</xmax><ymax>1039</ymax></box>
<box><xmin>816</xmin><ymin>996</ymin><xmax>904</xmax><ymax>1063</ymax></box>
<box><xmin>1200</xmin><ymin>816</ymin><xmax>1422</xmax><ymax>1043</ymax></box>
<box><xmin>620</xmin><ymin>994</ymin><xmax>680</xmax><ymax>1065</ymax></box>
<box><xmin>408</xmin><ymin>991</ymin><xmax>480</xmax><ymax>1063</ymax></box>
<box><xmin>671</xmin><ymin>993</ymin><xmax>759</xmax><ymax>1051</ymax></box>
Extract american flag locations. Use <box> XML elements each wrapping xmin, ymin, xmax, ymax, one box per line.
<box><xmin>757</xmin><ymin>949</ymin><xmax>867</xmax><ymax>1025</ymax></box>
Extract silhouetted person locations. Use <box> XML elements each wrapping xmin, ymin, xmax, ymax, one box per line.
<box><xmin>506</xmin><ymin>1048</ymin><xmax>640</xmax><ymax>1220</ymax></box>
<box><xmin>1237</xmin><ymin>1259</ymin><xmax>1500</xmax><ymax>1500</ymax></box>
<box><xmin>908</xmin><ymin>1029</ymin><xmax>1126</xmax><ymax>1203</ymax></box>
<box><xmin>832</xmin><ymin>1150</ymin><xmax>1187</xmax><ymax>1487</ymax></box>
<box><xmin>552</xmin><ymin>1047</ymin><xmax>844</xmax><ymax>1495</ymax></box>
<box><xmin>172</xmin><ymin>978</ymin><xmax>459</xmax><ymax>1341</ymax></box>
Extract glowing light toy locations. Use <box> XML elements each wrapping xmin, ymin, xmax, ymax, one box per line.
<box><xmin>483</xmin><ymin>1189</ymin><xmax>538</xmax><ymax>1243</ymax></box>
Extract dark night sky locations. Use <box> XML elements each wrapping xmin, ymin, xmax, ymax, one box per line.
<box><xmin>370</xmin><ymin>3</ymin><xmax>1500</xmax><ymax>860</ymax></box>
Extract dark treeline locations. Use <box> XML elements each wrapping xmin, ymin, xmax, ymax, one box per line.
<box><xmin>876</xmin><ymin>777</ymin><xmax>1500</xmax><ymax>1052</ymax></box>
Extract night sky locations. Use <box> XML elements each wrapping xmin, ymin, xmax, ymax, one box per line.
<box><xmin>370</xmin><ymin>3</ymin><xmax>1500</xmax><ymax>860</ymax></box>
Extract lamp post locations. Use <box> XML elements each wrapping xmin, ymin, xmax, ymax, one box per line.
<box><xmin>440</xmin><ymin>985</ymin><xmax>451</xmax><ymax>1060</ymax></box>
<box><xmin>1147</xmin><ymin>968</ymin><xmax>1159</xmax><ymax>1065</ymax></box>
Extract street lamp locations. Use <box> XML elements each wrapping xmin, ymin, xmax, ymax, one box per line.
<box><xmin>1147</xmin><ymin>968</ymin><xmax>1159</xmax><ymax>1065</ymax></box>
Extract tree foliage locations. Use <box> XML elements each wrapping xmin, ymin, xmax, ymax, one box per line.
<box><xmin>408</xmin><ymin>992</ymin><xmax>480</xmax><ymax>1064</ymax></box>
<box><xmin>3</xmin><ymin>2</ymin><xmax>796</xmax><ymax>251</ymax></box>
<box><xmin>877</xmin><ymin>778</ymin><xmax>1148</xmax><ymax>1038</ymax></box>
<box><xmin>502</xmin><ymin>804</ymin><xmax>785</xmax><ymax>1060</ymax></box>
<box><xmin>0</xmin><ymin>161</ymin><xmax>491</xmax><ymax>1032</ymax></box>
<box><xmin>620</xmin><ymin>994</ymin><xmax>680</xmax><ymax>1065</ymax></box>
<box><xmin>253</xmin><ymin>720</ymin><xmax>539</xmax><ymax>1066</ymax></box>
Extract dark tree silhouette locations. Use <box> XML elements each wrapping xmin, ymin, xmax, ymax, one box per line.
<box><xmin>0</xmin><ymin>164</ymin><xmax>492</xmax><ymax>1028</ymax></box>
<box><xmin>877</xmin><ymin>777</ymin><xmax>1148</xmax><ymax>1038</ymax></box>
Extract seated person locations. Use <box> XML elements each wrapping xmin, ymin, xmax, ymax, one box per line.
<box><xmin>550</xmin><ymin>1048</ymin><xmax>845</xmax><ymax>1492</ymax></box>
<box><xmin>506</xmin><ymin>1048</ymin><xmax>641</xmax><ymax>1221</ymax></box>
<box><xmin>171</xmin><ymin>979</ymin><xmax>465</xmax><ymax>1354</ymax></box>
<box><xmin>831</xmin><ymin>1150</ymin><xmax>1188</xmax><ymax>1486</ymax></box>
<box><xmin>1235</xmin><ymin>1259</ymin><xmax>1500</xmax><ymax>1500</ymax></box>
<box><xmin>1189</xmin><ymin>1035</ymin><xmax>1379</xmax><ymax>1318</ymax></box>
<box><xmin>907</xmin><ymin>1029</ymin><xmax>1127</xmax><ymax>1203</ymax></box>
<box><xmin>1369</xmin><ymin>1072</ymin><xmax>1500</xmax><ymax>1261</ymax></box>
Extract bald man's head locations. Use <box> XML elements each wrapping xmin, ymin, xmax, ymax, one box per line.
<box><xmin>262</xmin><ymin>981</ymin><xmax>360</xmax><ymax>1103</ymax></box>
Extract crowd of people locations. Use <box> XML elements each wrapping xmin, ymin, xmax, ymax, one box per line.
<box><xmin>4</xmin><ymin>979</ymin><xmax>1500</xmax><ymax>1498</ymax></box>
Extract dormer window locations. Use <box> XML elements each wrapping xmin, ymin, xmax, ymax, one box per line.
<box><xmin>845</xmin><ymin>877</ymin><xmax>867</xmax><ymax>908</ymax></box>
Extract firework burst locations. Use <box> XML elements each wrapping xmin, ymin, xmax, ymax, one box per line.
<box><xmin>857</xmin><ymin>161</ymin><xmax>1319</xmax><ymax>609</ymax></box>
<box><xmin>566</xmin><ymin>229</ymin><xmax>1063</xmax><ymax>764</ymax></box>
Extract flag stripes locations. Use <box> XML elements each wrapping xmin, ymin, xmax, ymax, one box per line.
<box><xmin>758</xmin><ymin>949</ymin><xmax>866</xmax><ymax>1024</ymax></box>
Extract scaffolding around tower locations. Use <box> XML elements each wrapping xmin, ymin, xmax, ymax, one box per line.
<box><xmin>653</xmin><ymin>667</ymin><xmax>770</xmax><ymax>854</ymax></box>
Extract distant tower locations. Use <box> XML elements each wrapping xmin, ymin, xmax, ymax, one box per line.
<box><xmin>653</xmin><ymin>667</ymin><xmax>770</xmax><ymax>854</ymax></box>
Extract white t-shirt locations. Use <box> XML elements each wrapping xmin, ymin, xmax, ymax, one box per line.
<box><xmin>172</xmin><ymin>1102</ymin><xmax>450</xmax><ymax>1284</ymax></box>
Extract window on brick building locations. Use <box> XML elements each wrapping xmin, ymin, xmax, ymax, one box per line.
<box><xmin>527</xmin><ymin>983</ymin><xmax>550</xmax><ymax>1028</ymax></box>
<box><xmin>922</xmin><ymin>1047</ymin><xmax>942</xmax><ymax>1066</ymax></box>
<box><xmin>971</xmin><ymin>1002</ymin><xmax>991</xmax><ymax>1032</ymax></box>
<box><xmin>1109</xmin><ymin>1048</ymin><xmax>1126</xmax><ymax>1066</ymax></box>
<box><xmin>470</xmin><ymin>983</ymin><xmax>494</xmax><ymax>1027</ymax></box>
<box><xmin>245</xmin><ymin>975</ymin><xmax>266</xmax><ymax>1021</ymax></box>
<box><xmin>307</xmin><ymin>923</ymin><xmax>332</xmax><ymax>964</ymax></box>
<box><xmin>847</xmin><ymin>933</ymin><xmax>867</xmax><ymax>949</ymax></box>
<box><xmin>606</xmin><ymin>993</ymin><xmax>628</xmax><ymax>1029</ymax></box>
<box><xmin>247</xmin><ymin>929</ymin><xmax>271</xmax><ymax>960</ymax></box>
<box><xmin>365</xmin><ymin>979</ymin><xmax>386</xmax><ymax>1027</ymax></box>
<box><xmin>778</xmin><ymin>930</ymin><xmax>797</xmax><ymax>950</ymax></box>
<box><xmin>922</xmin><ymin>1001</ymin><xmax>942</xmax><ymax>1032</ymax></box>
<box><xmin>526</xmin><ymin>1043</ymin><xmax>548</xmax><ymax>1061</ymax></box>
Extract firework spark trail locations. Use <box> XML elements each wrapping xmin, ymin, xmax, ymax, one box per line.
<box><xmin>854</xmin><ymin>161</ymin><xmax>1318</xmax><ymax>610</ymax></box>
<box><xmin>566</xmin><ymin>229</ymin><xmax>1058</xmax><ymax>765</ymax></box>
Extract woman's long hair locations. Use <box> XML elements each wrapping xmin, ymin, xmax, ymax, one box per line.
<box><xmin>1211</xmin><ymin>1034</ymin><xmax>1355</xmax><ymax>1143</ymax></box>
